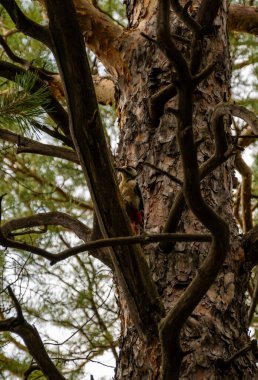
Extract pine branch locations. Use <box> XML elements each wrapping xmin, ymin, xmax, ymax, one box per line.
<box><xmin>0</xmin><ymin>72</ymin><xmax>51</xmax><ymax>137</ymax></box>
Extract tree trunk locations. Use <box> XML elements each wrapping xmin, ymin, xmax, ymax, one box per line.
<box><xmin>114</xmin><ymin>0</ymin><xmax>256</xmax><ymax>379</ymax></box>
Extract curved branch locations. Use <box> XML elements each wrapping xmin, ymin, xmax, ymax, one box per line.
<box><xmin>158</xmin><ymin>0</ymin><xmax>230</xmax><ymax>373</ymax></box>
<box><xmin>0</xmin><ymin>211</ymin><xmax>114</xmax><ymax>267</ymax></box>
<box><xmin>1</xmin><ymin>211</ymin><xmax>91</xmax><ymax>241</ymax></box>
<box><xmin>214</xmin><ymin>103</ymin><xmax>258</xmax><ymax>134</ymax></box>
<box><xmin>160</xmin><ymin>101</ymin><xmax>234</xmax><ymax>253</ymax></box>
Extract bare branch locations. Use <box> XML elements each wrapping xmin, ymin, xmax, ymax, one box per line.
<box><xmin>1</xmin><ymin>212</ymin><xmax>91</xmax><ymax>241</ymax></box>
<box><xmin>0</xmin><ymin>34</ymin><xmax>27</xmax><ymax>65</ymax></box>
<box><xmin>190</xmin><ymin>0</ymin><xmax>222</xmax><ymax>75</ymax></box>
<box><xmin>0</xmin><ymin>128</ymin><xmax>79</xmax><ymax>163</ymax></box>
<box><xmin>158</xmin><ymin>2</ymin><xmax>230</xmax><ymax>374</ymax></box>
<box><xmin>160</xmin><ymin>101</ymin><xmax>234</xmax><ymax>253</ymax></box>
<box><xmin>148</xmin><ymin>84</ymin><xmax>177</xmax><ymax>124</ymax></box>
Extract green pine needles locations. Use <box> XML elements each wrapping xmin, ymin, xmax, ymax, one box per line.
<box><xmin>0</xmin><ymin>72</ymin><xmax>51</xmax><ymax>138</ymax></box>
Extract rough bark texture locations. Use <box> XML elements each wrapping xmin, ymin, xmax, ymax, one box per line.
<box><xmin>114</xmin><ymin>0</ymin><xmax>256</xmax><ymax>379</ymax></box>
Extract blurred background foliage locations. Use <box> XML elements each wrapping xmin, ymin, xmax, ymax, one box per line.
<box><xmin>0</xmin><ymin>0</ymin><xmax>257</xmax><ymax>378</ymax></box>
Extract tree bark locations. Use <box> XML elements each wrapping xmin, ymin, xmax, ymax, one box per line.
<box><xmin>114</xmin><ymin>0</ymin><xmax>257</xmax><ymax>379</ymax></box>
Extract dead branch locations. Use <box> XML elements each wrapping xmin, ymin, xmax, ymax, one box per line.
<box><xmin>1</xmin><ymin>212</ymin><xmax>91</xmax><ymax>241</ymax></box>
<box><xmin>215</xmin><ymin>103</ymin><xmax>258</xmax><ymax>134</ymax></box>
<box><xmin>190</xmin><ymin>0</ymin><xmax>222</xmax><ymax>75</ymax></box>
<box><xmin>148</xmin><ymin>83</ymin><xmax>177</xmax><ymax>124</ymax></box>
<box><xmin>160</xmin><ymin>100</ymin><xmax>234</xmax><ymax>253</ymax></box>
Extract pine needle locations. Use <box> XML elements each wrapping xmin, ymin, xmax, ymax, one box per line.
<box><xmin>0</xmin><ymin>72</ymin><xmax>52</xmax><ymax>138</ymax></box>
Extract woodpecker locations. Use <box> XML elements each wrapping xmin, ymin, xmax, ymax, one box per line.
<box><xmin>117</xmin><ymin>166</ymin><xmax>144</xmax><ymax>234</ymax></box>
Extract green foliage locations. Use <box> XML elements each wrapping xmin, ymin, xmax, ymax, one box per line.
<box><xmin>0</xmin><ymin>72</ymin><xmax>51</xmax><ymax>137</ymax></box>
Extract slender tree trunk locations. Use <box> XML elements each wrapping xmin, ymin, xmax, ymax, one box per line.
<box><xmin>114</xmin><ymin>0</ymin><xmax>256</xmax><ymax>378</ymax></box>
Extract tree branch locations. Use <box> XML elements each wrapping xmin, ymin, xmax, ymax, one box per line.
<box><xmin>235</xmin><ymin>152</ymin><xmax>253</xmax><ymax>233</ymax></box>
<box><xmin>0</xmin><ymin>0</ymin><xmax>52</xmax><ymax>49</ymax></box>
<box><xmin>158</xmin><ymin>2</ymin><xmax>230</xmax><ymax>377</ymax></box>
<box><xmin>0</xmin><ymin>128</ymin><xmax>79</xmax><ymax>163</ymax></box>
<box><xmin>1</xmin><ymin>211</ymin><xmax>91</xmax><ymax>241</ymax></box>
<box><xmin>160</xmin><ymin>100</ymin><xmax>234</xmax><ymax>253</ymax></box>
<box><xmin>0</xmin><ymin>211</ymin><xmax>115</xmax><ymax>267</ymax></box>
<box><xmin>0</xmin><ymin>60</ymin><xmax>71</xmax><ymax>140</ymax></box>
<box><xmin>44</xmin><ymin>0</ymin><xmax>165</xmax><ymax>341</ymax></box>
<box><xmin>157</xmin><ymin>0</ymin><xmax>191</xmax><ymax>81</ymax></box>
<box><xmin>50</xmin><ymin>232</ymin><xmax>212</xmax><ymax>265</ymax></box>
<box><xmin>73</xmin><ymin>0</ymin><xmax>129</xmax><ymax>77</ymax></box>
<box><xmin>170</xmin><ymin>0</ymin><xmax>201</xmax><ymax>34</ymax></box>
<box><xmin>0</xmin><ymin>212</ymin><xmax>211</xmax><ymax>266</ymax></box>
<box><xmin>0</xmin><ymin>286</ymin><xmax>67</xmax><ymax>380</ymax></box>
<box><xmin>228</xmin><ymin>4</ymin><xmax>258</xmax><ymax>35</ymax></box>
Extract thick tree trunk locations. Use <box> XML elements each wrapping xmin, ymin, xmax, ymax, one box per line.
<box><xmin>114</xmin><ymin>1</ymin><xmax>256</xmax><ymax>379</ymax></box>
